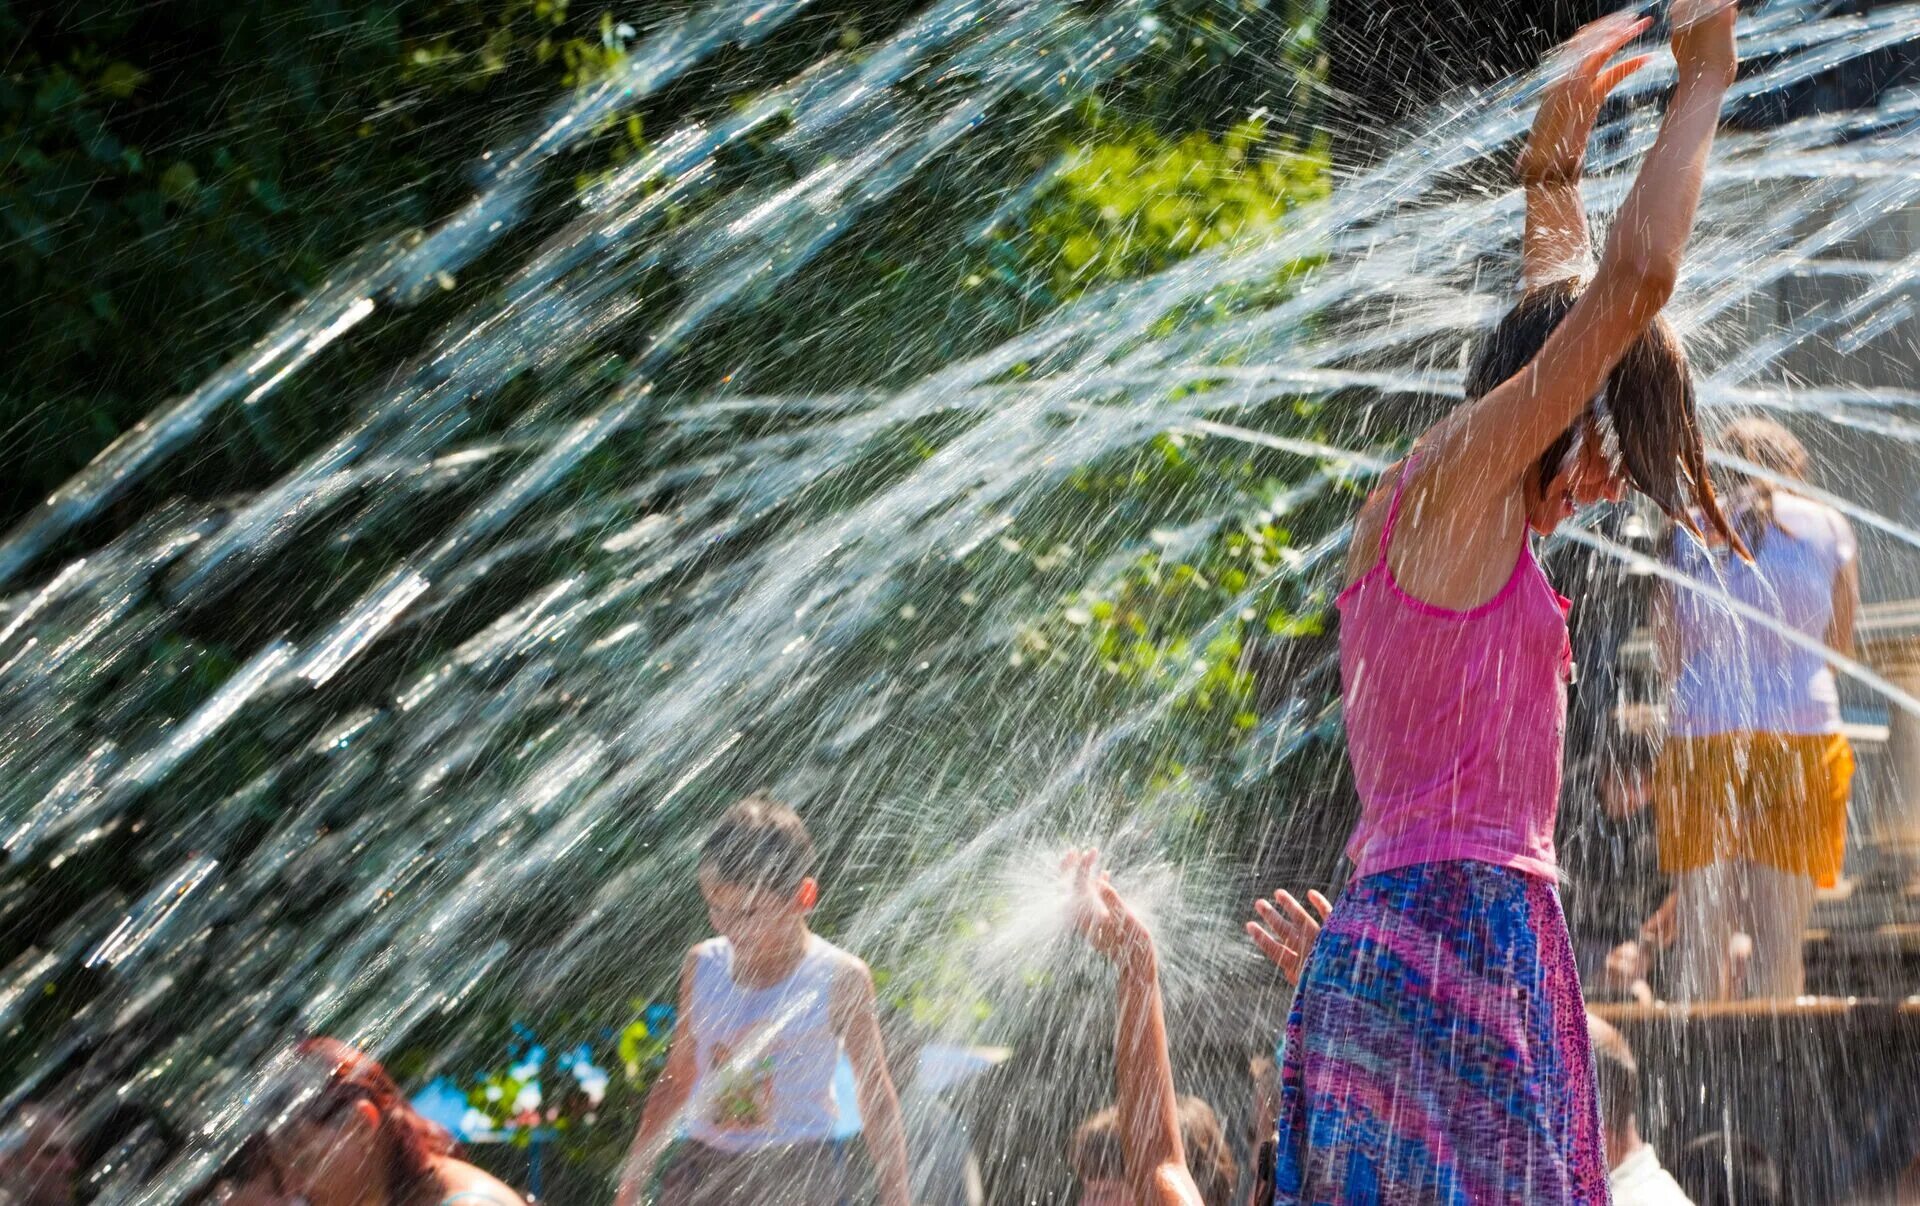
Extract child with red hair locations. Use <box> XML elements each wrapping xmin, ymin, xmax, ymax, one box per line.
<box><xmin>263</xmin><ymin>1039</ymin><xmax>525</xmax><ymax>1206</ymax></box>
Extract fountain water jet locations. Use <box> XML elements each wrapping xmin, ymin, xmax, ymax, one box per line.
<box><xmin>5</xmin><ymin>1</ymin><xmax>1920</xmax><ymax>1202</ymax></box>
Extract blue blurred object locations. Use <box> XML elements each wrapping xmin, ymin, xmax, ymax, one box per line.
<box><xmin>918</xmin><ymin>1044</ymin><xmax>1005</xmax><ymax>1094</ymax></box>
<box><xmin>831</xmin><ymin>1044</ymin><xmax>1006</xmax><ymax>1136</ymax></box>
<box><xmin>411</xmin><ymin>1077</ymin><xmax>477</xmax><ymax>1138</ymax></box>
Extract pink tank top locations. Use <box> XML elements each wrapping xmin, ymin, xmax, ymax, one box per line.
<box><xmin>1335</xmin><ymin>458</ymin><xmax>1574</xmax><ymax>882</ymax></box>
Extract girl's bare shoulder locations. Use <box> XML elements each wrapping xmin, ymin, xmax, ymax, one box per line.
<box><xmin>1342</xmin><ymin>474</ymin><xmax>1398</xmax><ymax>587</ymax></box>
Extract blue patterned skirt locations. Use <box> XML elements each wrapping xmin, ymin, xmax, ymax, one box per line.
<box><xmin>1274</xmin><ymin>860</ymin><xmax>1608</xmax><ymax>1204</ymax></box>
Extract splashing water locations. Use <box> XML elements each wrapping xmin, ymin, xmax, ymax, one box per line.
<box><xmin>6</xmin><ymin>0</ymin><xmax>1920</xmax><ymax>1201</ymax></box>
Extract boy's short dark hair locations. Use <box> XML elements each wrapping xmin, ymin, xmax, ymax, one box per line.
<box><xmin>699</xmin><ymin>794</ymin><xmax>818</xmax><ymax>895</ymax></box>
<box><xmin>1069</xmin><ymin>1097</ymin><xmax>1237</xmax><ymax>1206</ymax></box>
<box><xmin>1673</xmin><ymin>1131</ymin><xmax>1783</xmax><ymax>1206</ymax></box>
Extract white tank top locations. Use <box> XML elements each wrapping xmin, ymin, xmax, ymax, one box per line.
<box><xmin>1666</xmin><ymin>492</ymin><xmax>1857</xmax><ymax>737</ymax></box>
<box><xmin>685</xmin><ymin>933</ymin><xmax>844</xmax><ymax>1151</ymax></box>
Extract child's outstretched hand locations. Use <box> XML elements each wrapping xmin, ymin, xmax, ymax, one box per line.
<box><xmin>1246</xmin><ymin>888</ymin><xmax>1334</xmax><ymax>988</ymax></box>
<box><xmin>1671</xmin><ymin>0</ymin><xmax>1739</xmax><ymax>87</ymax></box>
<box><xmin>1064</xmin><ymin>848</ymin><xmax>1153</xmax><ymax>967</ymax></box>
<box><xmin>1519</xmin><ymin>12</ymin><xmax>1653</xmax><ymax>187</ymax></box>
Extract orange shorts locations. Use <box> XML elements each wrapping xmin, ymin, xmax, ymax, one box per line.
<box><xmin>1652</xmin><ymin>732</ymin><xmax>1855</xmax><ymax>888</ymax></box>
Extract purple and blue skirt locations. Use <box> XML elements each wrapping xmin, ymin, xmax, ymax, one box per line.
<box><xmin>1274</xmin><ymin>859</ymin><xmax>1608</xmax><ymax>1204</ymax></box>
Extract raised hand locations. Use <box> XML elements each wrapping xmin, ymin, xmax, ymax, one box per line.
<box><xmin>1063</xmin><ymin>848</ymin><xmax>1152</xmax><ymax>966</ymax></box>
<box><xmin>1245</xmin><ymin>888</ymin><xmax>1333</xmax><ymax>988</ymax></box>
<box><xmin>1519</xmin><ymin>12</ymin><xmax>1654</xmax><ymax>188</ymax></box>
<box><xmin>1671</xmin><ymin>0</ymin><xmax>1739</xmax><ymax>87</ymax></box>
<box><xmin>1065</xmin><ymin>850</ymin><xmax>1197</xmax><ymax>1206</ymax></box>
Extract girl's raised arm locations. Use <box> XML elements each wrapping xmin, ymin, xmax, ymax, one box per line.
<box><xmin>1521</xmin><ymin>14</ymin><xmax>1654</xmax><ymax>288</ymax></box>
<box><xmin>1429</xmin><ymin>0</ymin><xmax>1736</xmax><ymax>507</ymax></box>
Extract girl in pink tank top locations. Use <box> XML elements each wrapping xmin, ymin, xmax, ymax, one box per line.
<box><xmin>1260</xmin><ymin>5</ymin><xmax>1747</xmax><ymax>1202</ymax></box>
<box><xmin>1336</xmin><ymin>451</ymin><xmax>1576</xmax><ymax>883</ymax></box>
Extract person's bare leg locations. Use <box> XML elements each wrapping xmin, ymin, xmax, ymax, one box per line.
<box><xmin>1672</xmin><ymin>863</ymin><xmax>1736</xmax><ymax>1002</ymax></box>
<box><xmin>1742</xmin><ymin>861</ymin><xmax>1816</xmax><ymax>998</ymax></box>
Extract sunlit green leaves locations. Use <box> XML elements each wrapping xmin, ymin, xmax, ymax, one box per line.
<box><xmin>1016</xmin><ymin>119</ymin><xmax>1330</xmax><ymax>298</ymax></box>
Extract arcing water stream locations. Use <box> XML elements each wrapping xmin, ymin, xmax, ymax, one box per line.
<box><xmin>5</xmin><ymin>0</ymin><xmax>1920</xmax><ymax>1200</ymax></box>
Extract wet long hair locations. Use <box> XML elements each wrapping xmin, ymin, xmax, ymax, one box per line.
<box><xmin>291</xmin><ymin>1038</ymin><xmax>455</xmax><ymax>1204</ymax></box>
<box><xmin>1464</xmin><ymin>277</ymin><xmax>1744</xmax><ymax>555</ymax></box>
<box><xmin>1714</xmin><ymin>415</ymin><xmax>1810</xmax><ymax>553</ymax></box>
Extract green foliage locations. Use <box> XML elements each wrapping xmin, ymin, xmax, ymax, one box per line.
<box><xmin>873</xmin><ymin>923</ymin><xmax>996</xmax><ymax>1034</ymax></box>
<box><xmin>615</xmin><ymin>1011</ymin><xmax>672</xmax><ymax>1083</ymax></box>
<box><xmin>0</xmin><ymin>0</ymin><xmax>629</xmax><ymax>519</ymax></box>
<box><xmin>1013</xmin><ymin>118</ymin><xmax>1329</xmax><ymax>298</ymax></box>
<box><xmin>1008</xmin><ymin>427</ymin><xmax>1343</xmax><ymax>767</ymax></box>
<box><xmin>0</xmin><ymin>0</ymin><xmax>1328</xmax><ymax>520</ymax></box>
<box><xmin>652</xmin><ymin>94</ymin><xmax>1329</xmax><ymax>401</ymax></box>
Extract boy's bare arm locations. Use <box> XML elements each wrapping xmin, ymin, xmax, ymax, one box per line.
<box><xmin>1113</xmin><ymin>942</ymin><xmax>1204</xmax><ymax>1206</ymax></box>
<box><xmin>832</xmin><ymin>958</ymin><xmax>913</xmax><ymax>1206</ymax></box>
<box><xmin>616</xmin><ymin>952</ymin><xmax>699</xmax><ymax>1206</ymax></box>
<box><xmin>1065</xmin><ymin>851</ymin><xmax>1204</xmax><ymax>1206</ymax></box>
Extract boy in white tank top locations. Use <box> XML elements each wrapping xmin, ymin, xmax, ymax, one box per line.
<box><xmin>614</xmin><ymin>796</ymin><xmax>911</xmax><ymax>1206</ymax></box>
